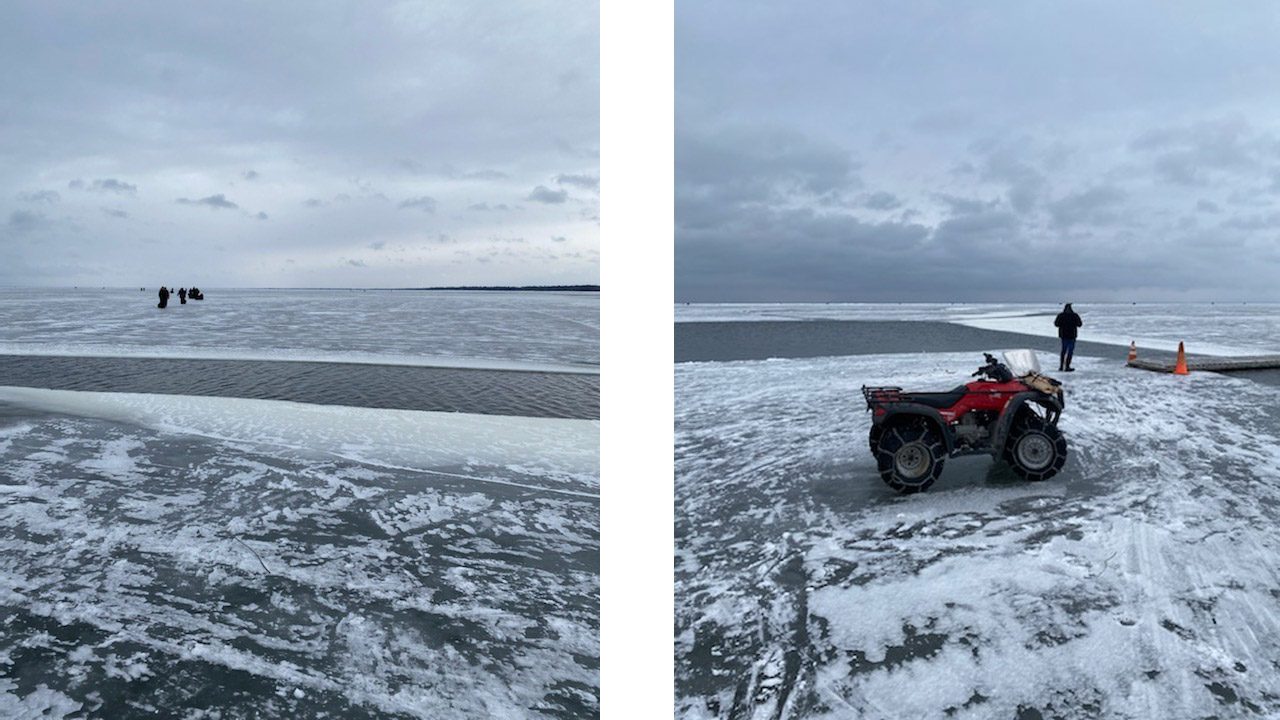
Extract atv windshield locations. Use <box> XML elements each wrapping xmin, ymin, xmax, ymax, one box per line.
<box><xmin>1002</xmin><ymin>349</ymin><xmax>1042</xmax><ymax>377</ymax></box>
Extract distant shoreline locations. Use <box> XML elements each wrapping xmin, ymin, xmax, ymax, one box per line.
<box><xmin>406</xmin><ymin>285</ymin><xmax>599</xmax><ymax>292</ymax></box>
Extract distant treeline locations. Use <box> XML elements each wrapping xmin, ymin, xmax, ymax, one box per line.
<box><xmin>406</xmin><ymin>285</ymin><xmax>599</xmax><ymax>292</ymax></box>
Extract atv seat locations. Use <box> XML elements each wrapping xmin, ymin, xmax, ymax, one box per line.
<box><xmin>899</xmin><ymin>385</ymin><xmax>969</xmax><ymax>409</ymax></box>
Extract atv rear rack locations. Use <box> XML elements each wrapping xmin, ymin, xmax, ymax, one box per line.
<box><xmin>863</xmin><ymin>383</ymin><xmax>1058</xmax><ymax>412</ymax></box>
<box><xmin>862</xmin><ymin>385</ymin><xmax>903</xmax><ymax>409</ymax></box>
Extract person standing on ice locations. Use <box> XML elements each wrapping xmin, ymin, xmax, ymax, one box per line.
<box><xmin>157</xmin><ymin>286</ymin><xmax>170</xmax><ymax>309</ymax></box>
<box><xmin>1054</xmin><ymin>303</ymin><xmax>1083</xmax><ymax>372</ymax></box>
<box><xmin>178</xmin><ymin>287</ymin><xmax>187</xmax><ymax>304</ymax></box>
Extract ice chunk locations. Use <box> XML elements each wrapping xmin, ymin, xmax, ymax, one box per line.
<box><xmin>0</xmin><ymin>386</ymin><xmax>598</xmax><ymax>482</ymax></box>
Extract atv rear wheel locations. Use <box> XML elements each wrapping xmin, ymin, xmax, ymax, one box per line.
<box><xmin>1004</xmin><ymin>414</ymin><xmax>1067</xmax><ymax>481</ymax></box>
<box><xmin>875</xmin><ymin>421</ymin><xmax>945</xmax><ymax>493</ymax></box>
<box><xmin>868</xmin><ymin>425</ymin><xmax>883</xmax><ymax>456</ymax></box>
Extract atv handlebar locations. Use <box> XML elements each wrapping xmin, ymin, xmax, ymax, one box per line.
<box><xmin>973</xmin><ymin>353</ymin><xmax>1014</xmax><ymax>382</ymax></box>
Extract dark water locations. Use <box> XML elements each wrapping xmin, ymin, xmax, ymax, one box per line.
<box><xmin>1232</xmin><ymin>368</ymin><xmax>1280</xmax><ymax>389</ymax></box>
<box><xmin>675</xmin><ymin>320</ymin><xmax>1147</xmax><ymax>364</ymax></box>
<box><xmin>0</xmin><ymin>355</ymin><xmax>598</xmax><ymax>419</ymax></box>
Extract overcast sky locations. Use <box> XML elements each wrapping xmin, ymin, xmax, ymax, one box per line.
<box><xmin>677</xmin><ymin>2</ymin><xmax>1280</xmax><ymax>302</ymax></box>
<box><xmin>1</xmin><ymin>1</ymin><xmax>597</xmax><ymax>288</ymax></box>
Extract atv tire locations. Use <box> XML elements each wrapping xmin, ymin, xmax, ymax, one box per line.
<box><xmin>1004</xmin><ymin>413</ymin><xmax>1068</xmax><ymax>481</ymax></box>
<box><xmin>868</xmin><ymin>425</ymin><xmax>883</xmax><ymax>456</ymax></box>
<box><xmin>875</xmin><ymin>421</ymin><xmax>945</xmax><ymax>493</ymax></box>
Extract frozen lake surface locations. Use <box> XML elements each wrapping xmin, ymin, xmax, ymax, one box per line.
<box><xmin>1</xmin><ymin>388</ymin><xmax>598</xmax><ymax>718</ymax></box>
<box><xmin>676</xmin><ymin>350</ymin><xmax>1280</xmax><ymax>719</ymax></box>
<box><xmin>0</xmin><ymin>288</ymin><xmax>600</xmax><ymax>717</ymax></box>
<box><xmin>676</xmin><ymin>302</ymin><xmax>1280</xmax><ymax>357</ymax></box>
<box><xmin>0</xmin><ymin>288</ymin><xmax>599</xmax><ymax>373</ymax></box>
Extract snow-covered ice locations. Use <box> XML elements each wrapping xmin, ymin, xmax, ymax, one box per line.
<box><xmin>0</xmin><ymin>388</ymin><xmax>598</xmax><ymax>718</ymax></box>
<box><xmin>676</xmin><ymin>351</ymin><xmax>1280</xmax><ymax>719</ymax></box>
<box><xmin>0</xmin><ymin>288</ymin><xmax>599</xmax><ymax>373</ymax></box>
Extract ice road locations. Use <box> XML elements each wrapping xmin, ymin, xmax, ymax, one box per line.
<box><xmin>0</xmin><ymin>388</ymin><xmax>598</xmax><ymax>718</ymax></box>
<box><xmin>676</xmin><ymin>352</ymin><xmax>1280</xmax><ymax>719</ymax></box>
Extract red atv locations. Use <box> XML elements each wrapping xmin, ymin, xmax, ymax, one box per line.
<box><xmin>862</xmin><ymin>351</ymin><xmax>1067</xmax><ymax>493</ymax></box>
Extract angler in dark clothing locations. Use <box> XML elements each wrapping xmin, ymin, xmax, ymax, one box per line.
<box><xmin>157</xmin><ymin>286</ymin><xmax>170</xmax><ymax>309</ymax></box>
<box><xmin>1053</xmin><ymin>303</ymin><xmax>1083</xmax><ymax>372</ymax></box>
<box><xmin>179</xmin><ymin>287</ymin><xmax>187</xmax><ymax>304</ymax></box>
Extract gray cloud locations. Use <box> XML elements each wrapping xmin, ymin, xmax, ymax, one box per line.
<box><xmin>551</xmin><ymin>235</ymin><xmax>568</xmax><ymax>242</ymax></box>
<box><xmin>176</xmin><ymin>194</ymin><xmax>238</xmax><ymax>210</ymax></box>
<box><xmin>450</xmin><ymin>167</ymin><xmax>508</xmax><ymax>181</ymax></box>
<box><xmin>70</xmin><ymin>178</ymin><xmax>137</xmax><ymax>194</ymax></box>
<box><xmin>399</xmin><ymin>161</ymin><xmax>512</xmax><ymax>182</ymax></box>
<box><xmin>17</xmin><ymin>189</ymin><xmax>60</xmax><ymax>203</ymax></box>
<box><xmin>1222</xmin><ymin>211</ymin><xmax>1280</xmax><ymax>231</ymax></box>
<box><xmin>933</xmin><ymin>194</ymin><xmax>1000</xmax><ymax>217</ymax></box>
<box><xmin>1047</xmin><ymin>186</ymin><xmax>1128</xmax><ymax>229</ymax></box>
<box><xmin>397</xmin><ymin>196</ymin><xmax>437</xmax><ymax>212</ymax></box>
<box><xmin>468</xmin><ymin>202</ymin><xmax>513</xmax><ymax>212</ymax></box>
<box><xmin>526</xmin><ymin>185</ymin><xmax>568</xmax><ymax>204</ymax></box>
<box><xmin>1132</xmin><ymin>119</ymin><xmax>1280</xmax><ymax>187</ymax></box>
<box><xmin>857</xmin><ymin>191</ymin><xmax>902</xmax><ymax>211</ymax></box>
<box><xmin>101</xmin><ymin>207</ymin><xmax>129</xmax><ymax>219</ymax></box>
<box><xmin>7</xmin><ymin>210</ymin><xmax>46</xmax><ymax>233</ymax></box>
<box><xmin>555</xmin><ymin>173</ymin><xmax>599</xmax><ymax>191</ymax></box>
<box><xmin>677</xmin><ymin>1</ymin><xmax>1280</xmax><ymax>300</ymax></box>
<box><xmin>0</xmin><ymin>2</ymin><xmax>598</xmax><ymax>287</ymax></box>
<box><xmin>932</xmin><ymin>210</ymin><xmax>1020</xmax><ymax>249</ymax></box>
<box><xmin>679</xmin><ymin>126</ymin><xmax>861</xmax><ymax>208</ymax></box>
<box><xmin>972</xmin><ymin>140</ymin><xmax>1049</xmax><ymax>214</ymax></box>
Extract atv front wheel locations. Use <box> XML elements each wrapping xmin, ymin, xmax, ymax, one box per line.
<box><xmin>1004</xmin><ymin>414</ymin><xmax>1068</xmax><ymax>481</ymax></box>
<box><xmin>875</xmin><ymin>421</ymin><xmax>945</xmax><ymax>493</ymax></box>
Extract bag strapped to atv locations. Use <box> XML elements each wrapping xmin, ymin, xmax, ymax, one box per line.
<box><xmin>862</xmin><ymin>350</ymin><xmax>1067</xmax><ymax>493</ymax></box>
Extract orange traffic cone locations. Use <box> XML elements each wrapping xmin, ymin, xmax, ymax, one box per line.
<box><xmin>1173</xmin><ymin>341</ymin><xmax>1189</xmax><ymax>375</ymax></box>
<box><xmin>1127</xmin><ymin>341</ymin><xmax>1137</xmax><ymax>364</ymax></box>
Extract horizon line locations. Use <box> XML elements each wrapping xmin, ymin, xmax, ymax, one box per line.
<box><xmin>0</xmin><ymin>284</ymin><xmax>601</xmax><ymax>291</ymax></box>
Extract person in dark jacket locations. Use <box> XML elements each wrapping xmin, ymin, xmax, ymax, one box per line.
<box><xmin>1053</xmin><ymin>303</ymin><xmax>1083</xmax><ymax>372</ymax></box>
<box><xmin>178</xmin><ymin>287</ymin><xmax>187</xmax><ymax>304</ymax></box>
<box><xmin>157</xmin><ymin>286</ymin><xmax>170</xmax><ymax>309</ymax></box>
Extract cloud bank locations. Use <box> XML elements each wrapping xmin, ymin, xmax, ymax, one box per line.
<box><xmin>677</xmin><ymin>1</ymin><xmax>1280</xmax><ymax>301</ymax></box>
<box><xmin>1</xmin><ymin>1</ymin><xmax>598</xmax><ymax>287</ymax></box>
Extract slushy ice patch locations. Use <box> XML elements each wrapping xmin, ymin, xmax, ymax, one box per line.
<box><xmin>0</xmin><ymin>390</ymin><xmax>599</xmax><ymax>718</ymax></box>
<box><xmin>676</xmin><ymin>352</ymin><xmax>1280</xmax><ymax>719</ymax></box>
